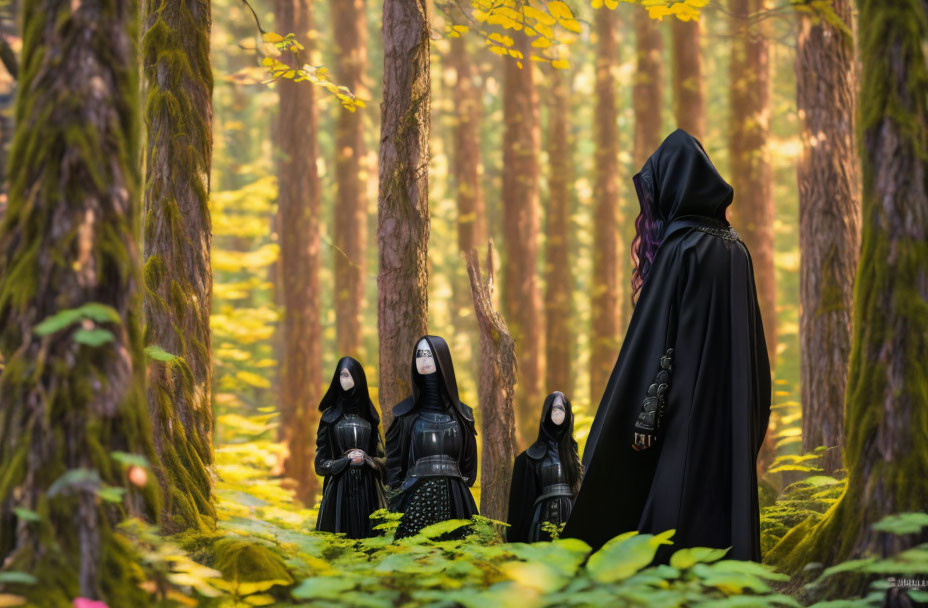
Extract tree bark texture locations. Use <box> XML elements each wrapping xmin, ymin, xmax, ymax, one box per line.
<box><xmin>633</xmin><ymin>9</ymin><xmax>664</xmax><ymax>169</ymax></box>
<box><xmin>728</xmin><ymin>0</ymin><xmax>777</xmax><ymax>369</ymax></box>
<box><xmin>590</xmin><ymin>7</ymin><xmax>621</xmax><ymax>410</ymax></box>
<box><xmin>332</xmin><ymin>0</ymin><xmax>369</xmax><ymax>360</ymax></box>
<box><xmin>0</xmin><ymin>1</ymin><xmax>158</xmax><ymax>602</ymax></box>
<box><xmin>796</xmin><ymin>0</ymin><xmax>860</xmax><ymax>475</ymax></box>
<box><xmin>142</xmin><ymin>0</ymin><xmax>215</xmax><ymax>532</ymax></box>
<box><xmin>466</xmin><ymin>247</ymin><xmax>517</xmax><ymax>523</ymax></box>
<box><xmin>378</xmin><ymin>0</ymin><xmax>430</xmax><ymax>430</ymax></box>
<box><xmin>671</xmin><ymin>17</ymin><xmax>705</xmax><ymax>139</ymax></box>
<box><xmin>502</xmin><ymin>33</ymin><xmax>543</xmax><ymax>447</ymax></box>
<box><xmin>544</xmin><ymin>66</ymin><xmax>572</xmax><ymax>398</ymax></box>
<box><xmin>274</xmin><ymin>0</ymin><xmax>322</xmax><ymax>506</ymax></box>
<box><xmin>768</xmin><ymin>0</ymin><xmax>928</xmax><ymax>585</ymax></box>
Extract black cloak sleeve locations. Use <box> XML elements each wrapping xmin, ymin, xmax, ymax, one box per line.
<box><xmin>506</xmin><ymin>452</ymin><xmax>539</xmax><ymax>543</ymax></box>
<box><xmin>384</xmin><ymin>400</ymin><xmax>412</xmax><ymax>495</ymax></box>
<box><xmin>459</xmin><ymin>404</ymin><xmax>478</xmax><ymax>486</ymax></box>
<box><xmin>314</xmin><ymin>419</ymin><xmax>349</xmax><ymax>478</ymax></box>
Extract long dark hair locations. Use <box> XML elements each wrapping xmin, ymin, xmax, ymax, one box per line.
<box><xmin>630</xmin><ymin>172</ymin><xmax>663</xmax><ymax>306</ymax></box>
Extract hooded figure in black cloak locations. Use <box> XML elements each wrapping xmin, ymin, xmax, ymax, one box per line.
<box><xmin>506</xmin><ymin>391</ymin><xmax>583</xmax><ymax>543</ymax></box>
<box><xmin>561</xmin><ymin>128</ymin><xmax>771</xmax><ymax>564</ymax></box>
<box><xmin>385</xmin><ymin>335</ymin><xmax>479</xmax><ymax>539</ymax></box>
<box><xmin>315</xmin><ymin>357</ymin><xmax>387</xmax><ymax>538</ymax></box>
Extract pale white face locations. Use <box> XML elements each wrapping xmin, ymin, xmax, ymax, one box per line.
<box><xmin>339</xmin><ymin>368</ymin><xmax>355</xmax><ymax>391</ymax></box>
<box><xmin>550</xmin><ymin>394</ymin><xmax>566</xmax><ymax>425</ymax></box>
<box><xmin>415</xmin><ymin>338</ymin><xmax>437</xmax><ymax>375</ymax></box>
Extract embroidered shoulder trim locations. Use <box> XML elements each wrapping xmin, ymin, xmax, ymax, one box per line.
<box><xmin>632</xmin><ymin>347</ymin><xmax>674</xmax><ymax>450</ymax></box>
<box><xmin>694</xmin><ymin>225</ymin><xmax>740</xmax><ymax>241</ymax></box>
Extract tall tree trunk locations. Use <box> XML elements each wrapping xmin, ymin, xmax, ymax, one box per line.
<box><xmin>0</xmin><ymin>0</ymin><xmax>16</xmax><ymax>212</ymax></box>
<box><xmin>729</xmin><ymin>0</ymin><xmax>776</xmax><ymax>368</ymax></box>
<box><xmin>590</xmin><ymin>7</ymin><xmax>621</xmax><ymax>408</ymax></box>
<box><xmin>545</xmin><ymin>66</ymin><xmax>572</xmax><ymax>397</ymax></box>
<box><xmin>671</xmin><ymin>18</ymin><xmax>705</xmax><ymax>139</ymax></box>
<box><xmin>450</xmin><ymin>34</ymin><xmax>486</xmax><ymax>384</ymax></box>
<box><xmin>332</xmin><ymin>0</ymin><xmax>368</xmax><ymax>359</ymax></box>
<box><xmin>274</xmin><ymin>0</ymin><xmax>322</xmax><ymax>506</ymax></box>
<box><xmin>769</xmin><ymin>0</ymin><xmax>928</xmax><ymax>590</ymax></box>
<box><xmin>141</xmin><ymin>0</ymin><xmax>215</xmax><ymax>532</ymax></box>
<box><xmin>467</xmin><ymin>247</ymin><xmax>517</xmax><ymax>523</ymax></box>
<box><xmin>378</xmin><ymin>0</ymin><xmax>430</xmax><ymax>429</ymax></box>
<box><xmin>633</xmin><ymin>10</ymin><xmax>664</xmax><ymax>168</ymax></box>
<box><xmin>502</xmin><ymin>35</ymin><xmax>543</xmax><ymax>446</ymax></box>
<box><xmin>0</xmin><ymin>1</ymin><xmax>158</xmax><ymax>602</ymax></box>
<box><xmin>796</xmin><ymin>0</ymin><xmax>859</xmax><ymax>475</ymax></box>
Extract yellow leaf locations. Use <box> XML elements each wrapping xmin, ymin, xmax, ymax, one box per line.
<box><xmin>606</xmin><ymin>0</ymin><xmax>619</xmax><ymax>7</ymax></box>
<box><xmin>531</xmin><ymin>37</ymin><xmax>552</xmax><ymax>48</ymax></box>
<box><xmin>488</xmin><ymin>45</ymin><xmax>508</xmax><ymax>55</ymax></box>
<box><xmin>592</xmin><ymin>0</ymin><xmax>603</xmax><ymax>7</ymax></box>
<box><xmin>0</xmin><ymin>596</ymin><xmax>25</xmax><ymax>607</ymax></box>
<box><xmin>453</xmin><ymin>24</ymin><xmax>469</xmax><ymax>33</ymax></box>
<box><xmin>508</xmin><ymin>49</ymin><xmax>524</xmax><ymax>59</ymax></box>
<box><xmin>551</xmin><ymin>59</ymin><xmax>570</xmax><ymax>69</ymax></box>
<box><xmin>523</xmin><ymin>5</ymin><xmax>556</xmax><ymax>25</ymax></box>
<box><xmin>262</xmin><ymin>32</ymin><xmax>285</xmax><ymax>43</ymax></box>
<box><xmin>546</xmin><ymin>0</ymin><xmax>574</xmax><ymax>21</ymax></box>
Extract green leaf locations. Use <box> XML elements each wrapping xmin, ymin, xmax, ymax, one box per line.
<box><xmin>291</xmin><ymin>577</ymin><xmax>356</xmax><ymax>600</ymax></box>
<box><xmin>871</xmin><ymin>512</ymin><xmax>928</xmax><ymax>535</ymax></box>
<box><xmin>586</xmin><ymin>529</ymin><xmax>674</xmax><ymax>583</ymax></box>
<box><xmin>72</xmin><ymin>328</ymin><xmax>115</xmax><ymax>346</ymax></box>
<box><xmin>144</xmin><ymin>345</ymin><xmax>179</xmax><ymax>362</ymax></box>
<box><xmin>12</xmin><ymin>508</ymin><xmax>40</xmax><ymax>522</ymax></box>
<box><xmin>48</xmin><ymin>468</ymin><xmax>100</xmax><ymax>496</ymax></box>
<box><xmin>96</xmin><ymin>485</ymin><xmax>126</xmax><ymax>503</ymax></box>
<box><xmin>34</xmin><ymin>303</ymin><xmax>120</xmax><ymax>336</ymax></box>
<box><xmin>111</xmin><ymin>451</ymin><xmax>150</xmax><ymax>469</ymax></box>
<box><xmin>0</xmin><ymin>572</ymin><xmax>37</xmax><ymax>585</ymax></box>
<box><xmin>417</xmin><ymin>518</ymin><xmax>472</xmax><ymax>539</ymax></box>
<box><xmin>670</xmin><ymin>545</ymin><xmax>730</xmax><ymax>569</ymax></box>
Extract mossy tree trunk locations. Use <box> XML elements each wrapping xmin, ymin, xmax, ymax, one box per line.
<box><xmin>502</xmin><ymin>34</ymin><xmax>544</xmax><ymax>448</ymax></box>
<box><xmin>0</xmin><ymin>0</ymin><xmax>17</xmax><ymax>211</ymax></box>
<box><xmin>332</xmin><ymin>0</ymin><xmax>369</xmax><ymax>360</ymax></box>
<box><xmin>796</xmin><ymin>0</ymin><xmax>860</xmax><ymax>475</ymax></box>
<box><xmin>274</xmin><ymin>0</ymin><xmax>322</xmax><ymax>506</ymax></box>
<box><xmin>544</xmin><ymin>66</ymin><xmax>572</xmax><ymax>398</ymax></box>
<box><xmin>671</xmin><ymin>17</ymin><xmax>704</xmax><ymax>139</ymax></box>
<box><xmin>141</xmin><ymin>0</ymin><xmax>215</xmax><ymax>532</ymax></box>
<box><xmin>0</xmin><ymin>0</ymin><xmax>158</xmax><ymax>602</ymax></box>
<box><xmin>378</xmin><ymin>0</ymin><xmax>430</xmax><ymax>430</ymax></box>
<box><xmin>590</xmin><ymin>6</ymin><xmax>621</xmax><ymax>410</ymax></box>
<box><xmin>768</xmin><ymin>0</ymin><xmax>928</xmax><ymax>588</ymax></box>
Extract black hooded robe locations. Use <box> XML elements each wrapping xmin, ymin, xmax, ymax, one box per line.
<box><xmin>384</xmin><ymin>335</ymin><xmax>479</xmax><ymax>539</ymax></box>
<box><xmin>315</xmin><ymin>357</ymin><xmax>387</xmax><ymax>539</ymax></box>
<box><xmin>507</xmin><ymin>392</ymin><xmax>583</xmax><ymax>543</ymax></box>
<box><xmin>561</xmin><ymin>129</ymin><xmax>771</xmax><ymax>564</ymax></box>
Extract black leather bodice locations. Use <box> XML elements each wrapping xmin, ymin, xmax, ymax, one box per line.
<box><xmin>405</xmin><ymin>373</ymin><xmax>463</xmax><ymax>482</ymax></box>
<box><xmin>334</xmin><ymin>413</ymin><xmax>372</xmax><ymax>454</ymax></box>
<box><xmin>535</xmin><ymin>441</ymin><xmax>572</xmax><ymax>502</ymax></box>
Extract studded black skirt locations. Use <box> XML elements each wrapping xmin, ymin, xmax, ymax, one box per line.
<box><xmin>393</xmin><ymin>476</ymin><xmax>478</xmax><ymax>540</ymax></box>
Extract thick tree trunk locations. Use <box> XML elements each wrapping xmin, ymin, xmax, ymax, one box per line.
<box><xmin>768</xmin><ymin>1</ymin><xmax>928</xmax><ymax>589</ymax></box>
<box><xmin>633</xmin><ymin>10</ymin><xmax>664</xmax><ymax>168</ymax></box>
<box><xmin>0</xmin><ymin>1</ymin><xmax>158</xmax><ymax>602</ymax></box>
<box><xmin>274</xmin><ymin>0</ymin><xmax>322</xmax><ymax>506</ymax></box>
<box><xmin>141</xmin><ymin>0</ymin><xmax>215</xmax><ymax>532</ymax></box>
<box><xmin>796</xmin><ymin>0</ymin><xmax>859</xmax><ymax>475</ymax></box>
<box><xmin>0</xmin><ymin>0</ymin><xmax>16</xmax><ymax>211</ymax></box>
<box><xmin>671</xmin><ymin>18</ymin><xmax>705</xmax><ymax>139</ymax></box>
<box><xmin>544</xmin><ymin>67</ymin><xmax>572</xmax><ymax>397</ymax></box>
<box><xmin>590</xmin><ymin>7</ymin><xmax>621</xmax><ymax>409</ymax></box>
<box><xmin>728</xmin><ymin>0</ymin><xmax>776</xmax><ymax>369</ymax></box>
<box><xmin>502</xmin><ymin>34</ymin><xmax>543</xmax><ymax>447</ymax></box>
<box><xmin>466</xmin><ymin>247</ymin><xmax>517</xmax><ymax>523</ymax></box>
<box><xmin>332</xmin><ymin>0</ymin><xmax>369</xmax><ymax>359</ymax></box>
<box><xmin>378</xmin><ymin>0</ymin><xmax>430</xmax><ymax>430</ymax></box>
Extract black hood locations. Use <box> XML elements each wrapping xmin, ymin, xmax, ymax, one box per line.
<box><xmin>632</xmin><ymin>128</ymin><xmax>733</xmax><ymax>228</ymax></box>
<box><xmin>526</xmin><ymin>391</ymin><xmax>582</xmax><ymax>493</ymax></box>
<box><xmin>407</xmin><ymin>335</ymin><xmax>472</xmax><ymax>422</ymax></box>
<box><xmin>319</xmin><ymin>356</ymin><xmax>380</xmax><ymax>424</ymax></box>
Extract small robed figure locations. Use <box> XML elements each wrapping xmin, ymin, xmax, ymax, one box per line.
<box><xmin>562</xmin><ymin>129</ymin><xmax>772</xmax><ymax>564</ymax></box>
<box><xmin>314</xmin><ymin>357</ymin><xmax>387</xmax><ymax>538</ymax></box>
<box><xmin>506</xmin><ymin>391</ymin><xmax>583</xmax><ymax>543</ymax></box>
<box><xmin>385</xmin><ymin>335</ymin><xmax>479</xmax><ymax>539</ymax></box>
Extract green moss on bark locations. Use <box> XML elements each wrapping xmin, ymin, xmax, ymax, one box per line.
<box><xmin>141</xmin><ymin>0</ymin><xmax>216</xmax><ymax>532</ymax></box>
<box><xmin>0</xmin><ymin>0</ymin><xmax>159</xmax><ymax>602</ymax></box>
